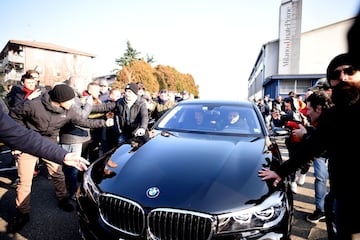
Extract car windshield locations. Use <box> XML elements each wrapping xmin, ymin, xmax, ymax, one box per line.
<box><xmin>157</xmin><ymin>103</ymin><xmax>263</xmax><ymax>135</ymax></box>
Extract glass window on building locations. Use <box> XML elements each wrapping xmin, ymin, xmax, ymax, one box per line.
<box><xmin>279</xmin><ymin>79</ymin><xmax>312</xmax><ymax>95</ymax></box>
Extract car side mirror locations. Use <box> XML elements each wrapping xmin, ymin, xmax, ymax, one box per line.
<box><xmin>272</xmin><ymin>127</ymin><xmax>290</xmax><ymax>136</ymax></box>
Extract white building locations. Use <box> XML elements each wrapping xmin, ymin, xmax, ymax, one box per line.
<box><xmin>248</xmin><ymin>0</ymin><xmax>354</xmax><ymax>100</ymax></box>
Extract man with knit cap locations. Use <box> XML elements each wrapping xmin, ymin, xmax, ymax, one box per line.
<box><xmin>91</xmin><ymin>82</ymin><xmax>150</xmax><ymax>145</ymax></box>
<box><xmin>59</xmin><ymin>76</ymin><xmax>94</xmax><ymax>200</ymax></box>
<box><xmin>259</xmin><ymin>53</ymin><xmax>360</xmax><ymax>239</ymax></box>
<box><xmin>7</xmin><ymin>84</ymin><xmax>111</xmax><ymax>233</ymax></box>
<box><xmin>125</xmin><ymin>82</ymin><xmax>139</xmax><ymax>95</ymax></box>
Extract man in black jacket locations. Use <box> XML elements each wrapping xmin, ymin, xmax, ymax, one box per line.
<box><xmin>91</xmin><ymin>82</ymin><xmax>150</xmax><ymax>145</ymax></box>
<box><xmin>59</xmin><ymin>76</ymin><xmax>93</xmax><ymax>199</ymax></box>
<box><xmin>7</xmin><ymin>84</ymin><xmax>110</xmax><ymax>233</ymax></box>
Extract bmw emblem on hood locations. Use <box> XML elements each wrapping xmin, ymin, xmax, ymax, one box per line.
<box><xmin>146</xmin><ymin>187</ymin><xmax>160</xmax><ymax>198</ymax></box>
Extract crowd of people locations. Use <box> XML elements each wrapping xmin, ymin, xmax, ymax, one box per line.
<box><xmin>259</xmin><ymin>51</ymin><xmax>360</xmax><ymax>240</ymax></box>
<box><xmin>258</xmin><ymin>14</ymin><xmax>360</xmax><ymax>240</ymax></box>
<box><xmin>255</xmin><ymin>7</ymin><xmax>360</xmax><ymax>239</ymax></box>
<box><xmin>258</xmin><ymin>79</ymin><xmax>333</xmax><ymax>227</ymax></box>
<box><xmin>255</xmin><ymin>90</ymin><xmax>310</xmax><ymax>194</ymax></box>
<box><xmin>255</xmin><ymin>50</ymin><xmax>360</xmax><ymax>239</ymax></box>
<box><xmin>0</xmin><ymin>6</ymin><xmax>358</xmax><ymax>238</ymax></box>
<box><xmin>0</xmin><ymin>72</ymin><xmax>193</xmax><ymax>233</ymax></box>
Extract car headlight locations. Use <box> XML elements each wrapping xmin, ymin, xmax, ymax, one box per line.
<box><xmin>217</xmin><ymin>191</ymin><xmax>286</xmax><ymax>234</ymax></box>
<box><xmin>82</xmin><ymin>166</ymin><xmax>101</xmax><ymax>203</ymax></box>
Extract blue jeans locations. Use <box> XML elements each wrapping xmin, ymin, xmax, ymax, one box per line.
<box><xmin>60</xmin><ymin>143</ymin><xmax>82</xmax><ymax>197</ymax></box>
<box><xmin>313</xmin><ymin>157</ymin><xmax>328</xmax><ymax>212</ymax></box>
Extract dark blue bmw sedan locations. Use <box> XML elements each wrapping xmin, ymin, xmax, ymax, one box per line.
<box><xmin>76</xmin><ymin>99</ymin><xmax>293</xmax><ymax>240</ymax></box>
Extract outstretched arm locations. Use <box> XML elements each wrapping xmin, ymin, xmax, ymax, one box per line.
<box><xmin>0</xmin><ymin>109</ymin><xmax>89</xmax><ymax>170</ymax></box>
<box><xmin>64</xmin><ymin>153</ymin><xmax>90</xmax><ymax>171</ymax></box>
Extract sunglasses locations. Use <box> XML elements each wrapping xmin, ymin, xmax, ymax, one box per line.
<box><xmin>329</xmin><ymin>66</ymin><xmax>359</xmax><ymax>80</ymax></box>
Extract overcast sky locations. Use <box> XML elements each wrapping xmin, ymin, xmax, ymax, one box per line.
<box><xmin>1</xmin><ymin>0</ymin><xmax>359</xmax><ymax>99</ymax></box>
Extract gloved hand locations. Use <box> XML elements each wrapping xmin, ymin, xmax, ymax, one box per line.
<box><xmin>105</xmin><ymin>118</ymin><xmax>114</xmax><ymax>127</ymax></box>
<box><xmin>134</xmin><ymin>128</ymin><xmax>146</xmax><ymax>137</ymax></box>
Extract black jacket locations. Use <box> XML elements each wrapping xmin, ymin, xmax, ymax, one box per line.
<box><xmin>10</xmin><ymin>91</ymin><xmax>106</xmax><ymax>143</ymax></box>
<box><xmin>91</xmin><ymin>96</ymin><xmax>149</xmax><ymax>138</ymax></box>
<box><xmin>5</xmin><ymin>84</ymin><xmax>26</xmax><ymax>108</ymax></box>
<box><xmin>277</xmin><ymin>101</ymin><xmax>360</xmax><ymax>201</ymax></box>
<box><xmin>0</xmin><ymin>108</ymin><xmax>67</xmax><ymax>164</ymax></box>
<box><xmin>59</xmin><ymin>92</ymin><xmax>92</xmax><ymax>144</ymax></box>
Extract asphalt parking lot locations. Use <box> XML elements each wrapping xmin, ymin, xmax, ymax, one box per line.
<box><xmin>0</xmin><ymin>146</ymin><xmax>80</xmax><ymax>240</ymax></box>
<box><xmin>0</xmin><ymin>140</ymin><xmax>330</xmax><ymax>240</ymax></box>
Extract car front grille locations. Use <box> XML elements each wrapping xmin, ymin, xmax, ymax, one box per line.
<box><xmin>148</xmin><ymin>209</ymin><xmax>216</xmax><ymax>240</ymax></box>
<box><xmin>99</xmin><ymin>194</ymin><xmax>146</xmax><ymax>236</ymax></box>
<box><xmin>98</xmin><ymin>194</ymin><xmax>216</xmax><ymax>240</ymax></box>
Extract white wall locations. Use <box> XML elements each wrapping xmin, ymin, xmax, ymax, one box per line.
<box><xmin>299</xmin><ymin>18</ymin><xmax>353</xmax><ymax>74</ymax></box>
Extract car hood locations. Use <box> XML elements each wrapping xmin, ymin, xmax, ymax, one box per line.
<box><xmin>93</xmin><ymin>132</ymin><xmax>272</xmax><ymax>214</ymax></box>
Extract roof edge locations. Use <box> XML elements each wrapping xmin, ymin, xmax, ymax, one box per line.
<box><xmin>8</xmin><ymin>40</ymin><xmax>96</xmax><ymax>58</ymax></box>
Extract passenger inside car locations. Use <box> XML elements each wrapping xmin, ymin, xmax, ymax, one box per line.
<box><xmin>183</xmin><ymin>108</ymin><xmax>207</xmax><ymax>130</ymax></box>
<box><xmin>194</xmin><ymin>110</ymin><xmax>205</xmax><ymax>126</ymax></box>
<box><xmin>223</xmin><ymin>110</ymin><xmax>250</xmax><ymax>132</ymax></box>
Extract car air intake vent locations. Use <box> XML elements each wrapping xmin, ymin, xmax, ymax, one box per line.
<box><xmin>148</xmin><ymin>208</ymin><xmax>216</xmax><ymax>240</ymax></box>
<box><xmin>99</xmin><ymin>194</ymin><xmax>145</xmax><ymax>236</ymax></box>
